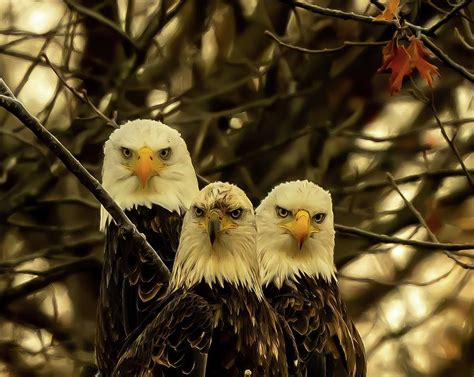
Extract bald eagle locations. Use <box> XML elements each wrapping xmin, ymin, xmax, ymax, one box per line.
<box><xmin>256</xmin><ymin>180</ymin><xmax>366</xmax><ymax>377</ymax></box>
<box><xmin>114</xmin><ymin>182</ymin><xmax>299</xmax><ymax>377</ymax></box>
<box><xmin>96</xmin><ymin>119</ymin><xmax>199</xmax><ymax>374</ymax></box>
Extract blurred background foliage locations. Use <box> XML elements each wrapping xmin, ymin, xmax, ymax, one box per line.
<box><xmin>0</xmin><ymin>0</ymin><xmax>472</xmax><ymax>376</ymax></box>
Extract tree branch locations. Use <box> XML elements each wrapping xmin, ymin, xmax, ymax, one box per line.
<box><xmin>430</xmin><ymin>103</ymin><xmax>474</xmax><ymax>188</ymax></box>
<box><xmin>278</xmin><ymin>0</ymin><xmax>425</xmax><ymax>31</ymax></box>
<box><xmin>265</xmin><ymin>30</ymin><xmax>389</xmax><ymax>54</ymax></box>
<box><xmin>421</xmin><ymin>34</ymin><xmax>474</xmax><ymax>82</ymax></box>
<box><xmin>335</xmin><ymin>224</ymin><xmax>474</xmax><ymax>251</ymax></box>
<box><xmin>278</xmin><ymin>0</ymin><xmax>474</xmax><ymax>82</ymax></box>
<box><xmin>63</xmin><ymin>0</ymin><xmax>138</xmax><ymax>53</ymax></box>
<box><xmin>332</xmin><ymin>168</ymin><xmax>474</xmax><ymax>195</ymax></box>
<box><xmin>339</xmin><ymin>117</ymin><xmax>473</xmax><ymax>142</ymax></box>
<box><xmin>201</xmin><ymin>125</ymin><xmax>320</xmax><ymax>175</ymax></box>
<box><xmin>387</xmin><ymin>173</ymin><xmax>474</xmax><ymax>269</ymax></box>
<box><xmin>41</xmin><ymin>53</ymin><xmax>118</xmax><ymax>128</ymax></box>
<box><xmin>428</xmin><ymin>0</ymin><xmax>473</xmax><ymax>34</ymax></box>
<box><xmin>0</xmin><ymin>79</ymin><xmax>170</xmax><ymax>282</ymax></box>
<box><xmin>0</xmin><ymin>259</ymin><xmax>100</xmax><ymax>306</ymax></box>
<box><xmin>338</xmin><ymin>264</ymin><xmax>455</xmax><ymax>287</ymax></box>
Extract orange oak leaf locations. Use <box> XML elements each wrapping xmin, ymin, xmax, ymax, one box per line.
<box><xmin>374</xmin><ymin>0</ymin><xmax>400</xmax><ymax>21</ymax></box>
<box><xmin>377</xmin><ymin>39</ymin><xmax>412</xmax><ymax>95</ymax></box>
<box><xmin>407</xmin><ymin>38</ymin><xmax>440</xmax><ymax>87</ymax></box>
<box><xmin>379</xmin><ymin>38</ymin><xmax>396</xmax><ymax>69</ymax></box>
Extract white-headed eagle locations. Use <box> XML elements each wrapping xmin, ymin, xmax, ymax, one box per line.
<box><xmin>114</xmin><ymin>182</ymin><xmax>299</xmax><ymax>377</ymax></box>
<box><xmin>256</xmin><ymin>180</ymin><xmax>366</xmax><ymax>377</ymax></box>
<box><xmin>96</xmin><ymin>119</ymin><xmax>199</xmax><ymax>374</ymax></box>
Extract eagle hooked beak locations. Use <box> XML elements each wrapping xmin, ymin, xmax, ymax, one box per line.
<box><xmin>134</xmin><ymin>147</ymin><xmax>163</xmax><ymax>188</ymax></box>
<box><xmin>282</xmin><ymin>210</ymin><xmax>318</xmax><ymax>250</ymax></box>
<box><xmin>207</xmin><ymin>210</ymin><xmax>222</xmax><ymax>246</ymax></box>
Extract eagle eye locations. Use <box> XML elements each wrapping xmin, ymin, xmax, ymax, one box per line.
<box><xmin>193</xmin><ymin>206</ymin><xmax>204</xmax><ymax>217</ymax></box>
<box><xmin>230</xmin><ymin>208</ymin><xmax>242</xmax><ymax>220</ymax></box>
<box><xmin>313</xmin><ymin>213</ymin><xmax>326</xmax><ymax>224</ymax></box>
<box><xmin>159</xmin><ymin>147</ymin><xmax>171</xmax><ymax>160</ymax></box>
<box><xmin>121</xmin><ymin>147</ymin><xmax>132</xmax><ymax>158</ymax></box>
<box><xmin>276</xmin><ymin>206</ymin><xmax>289</xmax><ymax>218</ymax></box>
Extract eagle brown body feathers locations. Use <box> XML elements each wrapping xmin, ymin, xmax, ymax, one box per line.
<box><xmin>115</xmin><ymin>282</ymin><xmax>297</xmax><ymax>377</ymax></box>
<box><xmin>264</xmin><ymin>275</ymin><xmax>366</xmax><ymax>377</ymax></box>
<box><xmin>96</xmin><ymin>205</ymin><xmax>182</xmax><ymax>375</ymax></box>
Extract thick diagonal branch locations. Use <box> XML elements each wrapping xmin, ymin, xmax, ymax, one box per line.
<box><xmin>0</xmin><ymin>79</ymin><xmax>170</xmax><ymax>282</ymax></box>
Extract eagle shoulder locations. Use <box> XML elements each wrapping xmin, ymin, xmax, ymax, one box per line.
<box><xmin>114</xmin><ymin>291</ymin><xmax>213</xmax><ymax>376</ymax></box>
<box><xmin>96</xmin><ymin>205</ymin><xmax>184</xmax><ymax>374</ymax></box>
<box><xmin>265</xmin><ymin>277</ymin><xmax>366</xmax><ymax>377</ymax></box>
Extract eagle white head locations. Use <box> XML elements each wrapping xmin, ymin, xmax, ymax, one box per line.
<box><xmin>256</xmin><ymin>180</ymin><xmax>336</xmax><ymax>288</ymax></box>
<box><xmin>100</xmin><ymin>119</ymin><xmax>199</xmax><ymax>230</ymax></box>
<box><xmin>169</xmin><ymin>182</ymin><xmax>262</xmax><ymax>298</ymax></box>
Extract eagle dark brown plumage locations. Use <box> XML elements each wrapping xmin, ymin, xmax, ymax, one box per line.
<box><xmin>95</xmin><ymin>205</ymin><xmax>182</xmax><ymax>375</ymax></box>
<box><xmin>115</xmin><ymin>283</ymin><xmax>295</xmax><ymax>377</ymax></box>
<box><xmin>95</xmin><ymin>120</ymin><xmax>199</xmax><ymax>375</ymax></box>
<box><xmin>265</xmin><ymin>276</ymin><xmax>366</xmax><ymax>377</ymax></box>
<box><xmin>256</xmin><ymin>180</ymin><xmax>366</xmax><ymax>377</ymax></box>
<box><xmin>114</xmin><ymin>182</ymin><xmax>300</xmax><ymax>377</ymax></box>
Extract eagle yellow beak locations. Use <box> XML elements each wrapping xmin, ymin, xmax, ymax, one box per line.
<box><xmin>207</xmin><ymin>209</ymin><xmax>222</xmax><ymax>245</ymax></box>
<box><xmin>134</xmin><ymin>147</ymin><xmax>162</xmax><ymax>188</ymax></box>
<box><xmin>203</xmin><ymin>209</ymin><xmax>237</xmax><ymax>246</ymax></box>
<box><xmin>281</xmin><ymin>210</ymin><xmax>317</xmax><ymax>249</ymax></box>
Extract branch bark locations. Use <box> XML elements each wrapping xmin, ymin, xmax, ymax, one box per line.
<box><xmin>335</xmin><ymin>224</ymin><xmax>474</xmax><ymax>251</ymax></box>
<box><xmin>0</xmin><ymin>79</ymin><xmax>170</xmax><ymax>282</ymax></box>
<box><xmin>0</xmin><ymin>259</ymin><xmax>100</xmax><ymax>306</ymax></box>
<box><xmin>332</xmin><ymin>168</ymin><xmax>474</xmax><ymax>195</ymax></box>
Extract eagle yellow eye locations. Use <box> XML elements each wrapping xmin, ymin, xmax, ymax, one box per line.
<box><xmin>159</xmin><ymin>147</ymin><xmax>171</xmax><ymax>160</ymax></box>
<box><xmin>276</xmin><ymin>206</ymin><xmax>289</xmax><ymax>218</ymax></box>
<box><xmin>230</xmin><ymin>208</ymin><xmax>242</xmax><ymax>219</ymax></box>
<box><xmin>313</xmin><ymin>213</ymin><xmax>326</xmax><ymax>224</ymax></box>
<box><xmin>194</xmin><ymin>206</ymin><xmax>204</xmax><ymax>217</ymax></box>
<box><xmin>121</xmin><ymin>147</ymin><xmax>132</xmax><ymax>158</ymax></box>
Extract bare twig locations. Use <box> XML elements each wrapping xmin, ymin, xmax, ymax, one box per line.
<box><xmin>0</xmin><ymin>79</ymin><xmax>170</xmax><ymax>282</ymax></box>
<box><xmin>368</xmin><ymin>273</ymin><xmax>470</xmax><ymax>355</ymax></box>
<box><xmin>421</xmin><ymin>34</ymin><xmax>474</xmax><ymax>82</ymax></box>
<box><xmin>265</xmin><ymin>30</ymin><xmax>389</xmax><ymax>54</ymax></box>
<box><xmin>332</xmin><ymin>168</ymin><xmax>474</xmax><ymax>194</ymax></box>
<box><xmin>431</xmin><ymin>104</ymin><xmax>474</xmax><ymax>188</ymax></box>
<box><xmin>278</xmin><ymin>0</ymin><xmax>426</xmax><ymax>31</ymax></box>
<box><xmin>428</xmin><ymin>0</ymin><xmax>473</xmax><ymax>34</ymax></box>
<box><xmin>63</xmin><ymin>0</ymin><xmax>138</xmax><ymax>52</ymax></box>
<box><xmin>278</xmin><ymin>0</ymin><xmax>474</xmax><ymax>82</ymax></box>
<box><xmin>201</xmin><ymin>125</ymin><xmax>320</xmax><ymax>174</ymax></box>
<box><xmin>125</xmin><ymin>0</ymin><xmax>134</xmax><ymax>35</ymax></box>
<box><xmin>387</xmin><ymin>173</ymin><xmax>474</xmax><ymax>269</ymax></box>
<box><xmin>387</xmin><ymin>173</ymin><xmax>439</xmax><ymax>242</ymax></box>
<box><xmin>338</xmin><ymin>264</ymin><xmax>455</xmax><ymax>286</ymax></box>
<box><xmin>0</xmin><ymin>129</ymin><xmax>48</xmax><ymax>158</ymax></box>
<box><xmin>41</xmin><ymin>54</ymin><xmax>118</xmax><ymax>128</ymax></box>
<box><xmin>0</xmin><ymin>259</ymin><xmax>100</xmax><ymax>306</ymax></box>
<box><xmin>339</xmin><ymin>117</ymin><xmax>473</xmax><ymax>142</ymax></box>
<box><xmin>335</xmin><ymin>224</ymin><xmax>474</xmax><ymax>251</ymax></box>
<box><xmin>0</xmin><ymin>236</ymin><xmax>103</xmax><ymax>269</ymax></box>
<box><xmin>455</xmin><ymin>27</ymin><xmax>474</xmax><ymax>50</ymax></box>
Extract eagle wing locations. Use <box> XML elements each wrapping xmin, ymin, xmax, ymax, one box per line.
<box><xmin>272</xmin><ymin>289</ymin><xmax>326</xmax><ymax>374</ymax></box>
<box><xmin>323</xmin><ymin>288</ymin><xmax>366</xmax><ymax>377</ymax></box>
<box><xmin>114</xmin><ymin>291</ymin><xmax>214</xmax><ymax>377</ymax></box>
<box><xmin>96</xmin><ymin>205</ymin><xmax>183</xmax><ymax>374</ymax></box>
<box><xmin>120</xmin><ymin>206</ymin><xmax>182</xmax><ymax>330</ymax></box>
<box><xmin>272</xmin><ymin>280</ymin><xmax>366</xmax><ymax>377</ymax></box>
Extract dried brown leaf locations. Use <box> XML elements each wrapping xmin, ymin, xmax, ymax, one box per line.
<box><xmin>374</xmin><ymin>0</ymin><xmax>400</xmax><ymax>21</ymax></box>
